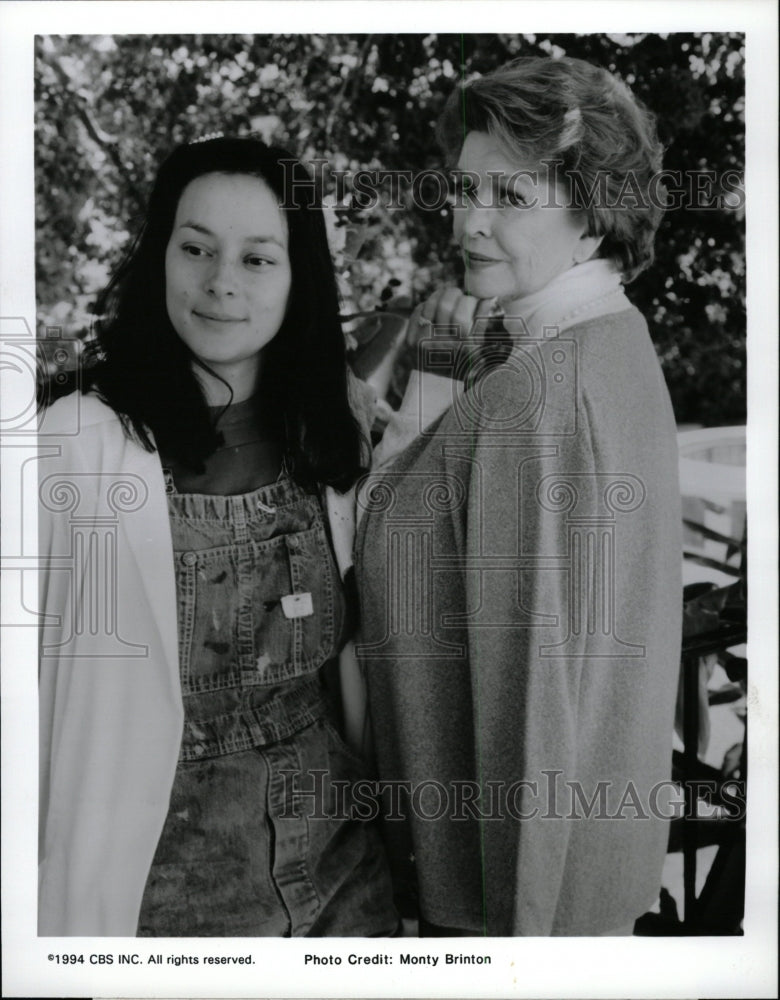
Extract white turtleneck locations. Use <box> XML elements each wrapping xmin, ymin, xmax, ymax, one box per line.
<box><xmin>499</xmin><ymin>258</ymin><xmax>630</xmax><ymax>337</ymax></box>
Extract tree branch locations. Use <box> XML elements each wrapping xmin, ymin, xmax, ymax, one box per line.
<box><xmin>46</xmin><ymin>47</ymin><xmax>143</xmax><ymax>206</ymax></box>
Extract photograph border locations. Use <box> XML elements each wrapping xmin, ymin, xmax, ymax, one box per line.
<box><xmin>2</xmin><ymin>2</ymin><xmax>777</xmax><ymax>997</ymax></box>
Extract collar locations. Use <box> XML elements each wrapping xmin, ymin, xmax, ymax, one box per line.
<box><xmin>500</xmin><ymin>259</ymin><xmax>632</xmax><ymax>337</ymax></box>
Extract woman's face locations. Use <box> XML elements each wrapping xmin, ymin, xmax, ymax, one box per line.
<box><xmin>165</xmin><ymin>172</ymin><xmax>291</xmax><ymax>394</ymax></box>
<box><xmin>453</xmin><ymin>131</ymin><xmax>599</xmax><ymax>304</ymax></box>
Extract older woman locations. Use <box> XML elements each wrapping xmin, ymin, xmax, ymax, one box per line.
<box><xmin>355</xmin><ymin>57</ymin><xmax>682</xmax><ymax>936</ymax></box>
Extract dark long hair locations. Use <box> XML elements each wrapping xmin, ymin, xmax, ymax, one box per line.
<box><xmin>86</xmin><ymin>137</ymin><xmax>365</xmax><ymax>492</ymax></box>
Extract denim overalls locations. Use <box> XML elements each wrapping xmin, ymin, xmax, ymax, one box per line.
<box><xmin>137</xmin><ymin>470</ymin><xmax>396</xmax><ymax>936</ymax></box>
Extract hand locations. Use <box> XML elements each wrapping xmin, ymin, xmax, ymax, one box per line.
<box><xmin>407</xmin><ymin>288</ymin><xmax>498</xmax><ymax>376</ymax></box>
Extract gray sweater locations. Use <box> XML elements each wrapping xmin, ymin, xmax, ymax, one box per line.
<box><xmin>355</xmin><ymin>307</ymin><xmax>682</xmax><ymax>935</ymax></box>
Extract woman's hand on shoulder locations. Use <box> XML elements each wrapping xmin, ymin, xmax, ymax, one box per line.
<box><xmin>407</xmin><ymin>288</ymin><xmax>497</xmax><ymax>376</ymax></box>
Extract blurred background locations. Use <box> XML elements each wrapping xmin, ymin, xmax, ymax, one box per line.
<box><xmin>35</xmin><ymin>31</ymin><xmax>744</xmax><ymax>425</ymax></box>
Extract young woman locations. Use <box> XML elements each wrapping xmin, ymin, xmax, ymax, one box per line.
<box><xmin>38</xmin><ymin>137</ymin><xmax>397</xmax><ymax>937</ymax></box>
<box><xmin>355</xmin><ymin>57</ymin><xmax>682</xmax><ymax>936</ymax></box>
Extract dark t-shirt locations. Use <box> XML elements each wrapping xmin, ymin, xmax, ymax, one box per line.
<box><xmin>163</xmin><ymin>397</ymin><xmax>282</xmax><ymax>495</ymax></box>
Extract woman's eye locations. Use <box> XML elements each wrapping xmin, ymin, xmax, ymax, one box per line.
<box><xmin>245</xmin><ymin>255</ymin><xmax>271</xmax><ymax>269</ymax></box>
<box><xmin>504</xmin><ymin>189</ymin><xmax>530</xmax><ymax>208</ymax></box>
<box><xmin>182</xmin><ymin>244</ymin><xmax>209</xmax><ymax>258</ymax></box>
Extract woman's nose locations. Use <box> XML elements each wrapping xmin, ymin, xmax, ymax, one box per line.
<box><xmin>205</xmin><ymin>257</ymin><xmax>236</xmax><ymax>297</ymax></box>
<box><xmin>456</xmin><ymin>203</ymin><xmax>493</xmax><ymax>239</ymax></box>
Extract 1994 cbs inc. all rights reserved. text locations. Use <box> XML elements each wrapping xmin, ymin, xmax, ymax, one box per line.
<box><xmin>46</xmin><ymin>949</ymin><xmax>493</xmax><ymax>969</ymax></box>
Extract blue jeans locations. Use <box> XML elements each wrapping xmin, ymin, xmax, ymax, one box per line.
<box><xmin>138</xmin><ymin>474</ymin><xmax>397</xmax><ymax>936</ymax></box>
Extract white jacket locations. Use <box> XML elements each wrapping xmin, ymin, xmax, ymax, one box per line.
<box><xmin>38</xmin><ymin>391</ymin><xmax>370</xmax><ymax>936</ymax></box>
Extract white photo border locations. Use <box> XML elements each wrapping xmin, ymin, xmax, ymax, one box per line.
<box><xmin>1</xmin><ymin>2</ymin><xmax>777</xmax><ymax>997</ymax></box>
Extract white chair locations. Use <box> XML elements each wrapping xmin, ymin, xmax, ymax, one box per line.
<box><xmin>678</xmin><ymin>426</ymin><xmax>746</xmax><ymax>588</ymax></box>
<box><xmin>675</xmin><ymin>425</ymin><xmax>746</xmax><ymax>933</ymax></box>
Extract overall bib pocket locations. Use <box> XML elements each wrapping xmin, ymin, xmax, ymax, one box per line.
<box><xmin>176</xmin><ymin>523</ymin><xmax>336</xmax><ymax>689</ymax></box>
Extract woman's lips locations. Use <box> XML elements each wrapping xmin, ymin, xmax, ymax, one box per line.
<box><xmin>194</xmin><ymin>310</ymin><xmax>245</xmax><ymax>323</ymax></box>
<box><xmin>462</xmin><ymin>250</ymin><xmax>504</xmax><ymax>267</ymax></box>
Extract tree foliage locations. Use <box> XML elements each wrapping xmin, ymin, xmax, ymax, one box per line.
<box><xmin>35</xmin><ymin>32</ymin><xmax>745</xmax><ymax>425</ymax></box>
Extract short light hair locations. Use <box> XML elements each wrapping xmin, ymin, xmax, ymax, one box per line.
<box><xmin>437</xmin><ymin>56</ymin><xmax>665</xmax><ymax>282</ymax></box>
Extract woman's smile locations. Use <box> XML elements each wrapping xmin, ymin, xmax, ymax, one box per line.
<box><xmin>193</xmin><ymin>309</ymin><xmax>247</xmax><ymax>324</ymax></box>
<box><xmin>462</xmin><ymin>248</ymin><xmax>506</xmax><ymax>267</ymax></box>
